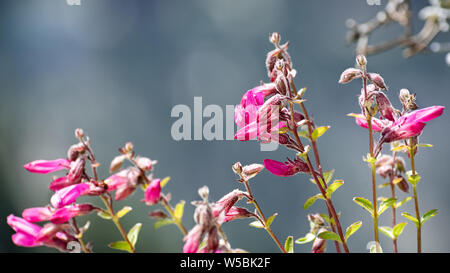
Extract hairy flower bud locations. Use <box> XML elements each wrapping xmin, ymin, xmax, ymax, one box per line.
<box><xmin>242</xmin><ymin>163</ymin><xmax>264</xmax><ymax>179</ymax></box>
<box><xmin>109</xmin><ymin>155</ymin><xmax>126</xmax><ymax>173</ymax></box>
<box><xmin>399</xmin><ymin>88</ymin><xmax>418</xmax><ymax>111</ymax></box>
<box><xmin>356</xmin><ymin>54</ymin><xmax>367</xmax><ymax>67</ymax></box>
<box><xmin>136</xmin><ymin>156</ymin><xmax>156</xmax><ymax>171</ymax></box>
<box><xmin>124</xmin><ymin>142</ymin><xmax>134</xmax><ymax>153</ymax></box>
<box><xmin>67</xmin><ymin>143</ymin><xmax>85</xmax><ymax>162</ymax></box>
<box><xmin>149</xmin><ymin>210</ymin><xmax>169</xmax><ymax>219</ymax></box>
<box><xmin>368</xmin><ymin>73</ymin><xmax>387</xmax><ymax>90</ymax></box>
<box><xmin>75</xmin><ymin>128</ymin><xmax>84</xmax><ymax>139</ymax></box>
<box><xmin>67</xmin><ymin>157</ymin><xmax>85</xmax><ymax>184</ymax></box>
<box><xmin>265</xmin><ymin>42</ymin><xmax>289</xmax><ymax>81</ymax></box>
<box><xmin>232</xmin><ymin>162</ymin><xmax>243</xmax><ymax>176</ymax></box>
<box><xmin>374</xmin><ymin>91</ymin><xmax>397</xmax><ymax>121</ymax></box>
<box><xmin>338</xmin><ymin>68</ymin><xmax>362</xmax><ymax>84</ymax></box>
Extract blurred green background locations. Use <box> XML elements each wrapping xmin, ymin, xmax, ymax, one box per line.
<box><xmin>0</xmin><ymin>0</ymin><xmax>449</xmax><ymax>253</ymax></box>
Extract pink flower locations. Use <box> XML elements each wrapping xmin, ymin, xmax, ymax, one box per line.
<box><xmin>348</xmin><ymin>113</ymin><xmax>390</xmax><ymax>132</ymax></box>
<box><xmin>222</xmin><ymin>207</ymin><xmax>254</xmax><ymax>222</ymax></box>
<box><xmin>24</xmin><ymin>159</ymin><xmax>70</xmax><ymax>174</ymax></box>
<box><xmin>144</xmin><ymin>179</ymin><xmax>161</xmax><ymax>205</ymax></box>
<box><xmin>7</xmin><ymin>214</ymin><xmax>42</xmax><ymax>239</ymax></box>
<box><xmin>22</xmin><ymin>207</ymin><xmax>52</xmax><ymax>223</ymax></box>
<box><xmin>49</xmin><ymin>176</ymin><xmax>77</xmax><ymax>192</ymax></box>
<box><xmin>50</xmin><ymin>183</ymin><xmax>91</xmax><ymax>208</ymax></box>
<box><xmin>105</xmin><ymin>168</ymin><xmax>139</xmax><ymax>201</ymax></box>
<box><xmin>240</xmin><ymin>83</ymin><xmax>277</xmax><ymax>108</ymax></box>
<box><xmin>183</xmin><ymin>225</ymin><xmax>203</xmax><ymax>253</ymax></box>
<box><xmin>382</xmin><ymin>106</ymin><xmax>445</xmax><ymax>142</ymax></box>
<box><xmin>50</xmin><ymin>204</ymin><xmax>96</xmax><ymax>224</ymax></box>
<box><xmin>263</xmin><ymin>157</ymin><xmax>309</xmax><ymax>177</ymax></box>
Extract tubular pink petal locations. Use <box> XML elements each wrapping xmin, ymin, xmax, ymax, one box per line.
<box><xmin>50</xmin><ymin>183</ymin><xmax>91</xmax><ymax>208</ymax></box>
<box><xmin>22</xmin><ymin>207</ymin><xmax>52</xmax><ymax>223</ymax></box>
<box><xmin>24</xmin><ymin>159</ymin><xmax>70</xmax><ymax>174</ymax></box>
<box><xmin>12</xmin><ymin>232</ymin><xmax>42</xmax><ymax>247</ymax></box>
<box><xmin>144</xmin><ymin>179</ymin><xmax>161</xmax><ymax>205</ymax></box>
<box><xmin>7</xmin><ymin>214</ymin><xmax>42</xmax><ymax>238</ymax></box>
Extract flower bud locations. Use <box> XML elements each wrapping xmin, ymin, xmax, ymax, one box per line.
<box><xmin>269</xmin><ymin>32</ymin><xmax>280</xmax><ymax>45</ymax></box>
<box><xmin>368</xmin><ymin>73</ymin><xmax>387</xmax><ymax>90</ymax></box>
<box><xmin>75</xmin><ymin>128</ymin><xmax>84</xmax><ymax>139</ymax></box>
<box><xmin>198</xmin><ymin>186</ymin><xmax>210</xmax><ymax>201</ymax></box>
<box><xmin>67</xmin><ymin>143</ymin><xmax>85</xmax><ymax>162</ymax></box>
<box><xmin>395</xmin><ymin>175</ymin><xmax>409</xmax><ymax>193</ymax></box>
<box><xmin>149</xmin><ymin>210</ymin><xmax>169</xmax><ymax>219</ymax></box>
<box><xmin>67</xmin><ymin>157</ymin><xmax>85</xmax><ymax>184</ymax></box>
<box><xmin>136</xmin><ymin>156</ymin><xmax>156</xmax><ymax>171</ymax></box>
<box><xmin>356</xmin><ymin>54</ymin><xmax>367</xmax><ymax>67</ymax></box>
<box><xmin>242</xmin><ymin>163</ymin><xmax>264</xmax><ymax>179</ymax></box>
<box><xmin>399</xmin><ymin>88</ymin><xmax>418</xmax><ymax>111</ymax></box>
<box><xmin>374</xmin><ymin>91</ymin><xmax>396</xmax><ymax>121</ymax></box>
<box><xmin>232</xmin><ymin>162</ymin><xmax>243</xmax><ymax>176</ymax></box>
<box><xmin>338</xmin><ymin>68</ymin><xmax>362</xmax><ymax>84</ymax></box>
<box><xmin>109</xmin><ymin>154</ymin><xmax>126</xmax><ymax>173</ymax></box>
<box><xmin>124</xmin><ymin>142</ymin><xmax>134</xmax><ymax>153</ymax></box>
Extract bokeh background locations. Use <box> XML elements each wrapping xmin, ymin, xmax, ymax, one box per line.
<box><xmin>0</xmin><ymin>0</ymin><xmax>448</xmax><ymax>253</ymax></box>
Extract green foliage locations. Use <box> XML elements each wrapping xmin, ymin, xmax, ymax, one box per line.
<box><xmin>323</xmin><ymin>170</ymin><xmax>335</xmax><ymax>184</ymax></box>
<box><xmin>326</xmin><ymin>180</ymin><xmax>344</xmax><ymax>198</ymax></box>
<box><xmin>116</xmin><ymin>206</ymin><xmax>132</xmax><ymax>219</ymax></box>
<box><xmin>295</xmin><ymin>233</ymin><xmax>316</xmax><ymax>244</ymax></box>
<box><xmin>303</xmin><ymin>194</ymin><xmax>324</xmax><ymax>210</ymax></box>
<box><xmin>378</xmin><ymin>198</ymin><xmax>397</xmax><ymax>215</ymax></box>
<box><xmin>421</xmin><ymin>209</ymin><xmax>438</xmax><ymax>225</ymax></box>
<box><xmin>160</xmin><ymin>176</ymin><xmax>171</xmax><ymax>188</ymax></box>
<box><xmin>266</xmin><ymin>213</ymin><xmax>278</xmax><ymax>228</ymax></box>
<box><xmin>395</xmin><ymin>197</ymin><xmax>412</xmax><ymax>209</ymax></box>
<box><xmin>402</xmin><ymin>212</ymin><xmax>420</xmax><ymax>227</ymax></box>
<box><xmin>128</xmin><ymin>223</ymin><xmax>142</xmax><ymax>247</ymax></box>
<box><xmin>97</xmin><ymin>210</ymin><xmax>112</xmax><ymax>220</ymax></box>
<box><xmin>311</xmin><ymin>126</ymin><xmax>330</xmax><ymax>141</ymax></box>
<box><xmin>353</xmin><ymin>197</ymin><xmax>374</xmax><ymax>217</ymax></box>
<box><xmin>154</xmin><ymin>219</ymin><xmax>175</xmax><ymax>229</ymax></box>
<box><xmin>109</xmin><ymin>241</ymin><xmax>132</xmax><ymax>253</ymax></box>
<box><xmin>317</xmin><ymin>230</ymin><xmax>342</xmax><ymax>243</ymax></box>
<box><xmin>406</xmin><ymin>171</ymin><xmax>421</xmax><ymax>185</ymax></box>
<box><xmin>345</xmin><ymin>221</ymin><xmax>362</xmax><ymax>241</ymax></box>
<box><xmin>174</xmin><ymin>201</ymin><xmax>185</xmax><ymax>220</ymax></box>
<box><xmin>284</xmin><ymin>236</ymin><xmax>294</xmax><ymax>253</ymax></box>
<box><xmin>249</xmin><ymin>220</ymin><xmax>265</xmax><ymax>229</ymax></box>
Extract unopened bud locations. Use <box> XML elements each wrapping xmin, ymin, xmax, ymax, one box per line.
<box><xmin>124</xmin><ymin>142</ymin><xmax>134</xmax><ymax>153</ymax></box>
<box><xmin>356</xmin><ymin>54</ymin><xmax>367</xmax><ymax>67</ymax></box>
<box><xmin>395</xmin><ymin>175</ymin><xmax>409</xmax><ymax>193</ymax></box>
<box><xmin>368</xmin><ymin>73</ymin><xmax>387</xmax><ymax>90</ymax></box>
<box><xmin>149</xmin><ymin>210</ymin><xmax>169</xmax><ymax>219</ymax></box>
<box><xmin>198</xmin><ymin>186</ymin><xmax>210</xmax><ymax>201</ymax></box>
<box><xmin>75</xmin><ymin>128</ymin><xmax>84</xmax><ymax>139</ymax></box>
<box><xmin>338</xmin><ymin>68</ymin><xmax>362</xmax><ymax>84</ymax></box>
<box><xmin>109</xmin><ymin>155</ymin><xmax>126</xmax><ymax>173</ymax></box>
<box><xmin>399</xmin><ymin>88</ymin><xmax>418</xmax><ymax>111</ymax></box>
<box><xmin>232</xmin><ymin>162</ymin><xmax>243</xmax><ymax>175</ymax></box>
<box><xmin>242</xmin><ymin>164</ymin><xmax>264</xmax><ymax>179</ymax></box>
<box><xmin>269</xmin><ymin>32</ymin><xmax>280</xmax><ymax>45</ymax></box>
<box><xmin>374</xmin><ymin>91</ymin><xmax>396</xmax><ymax>121</ymax></box>
<box><xmin>136</xmin><ymin>156</ymin><xmax>156</xmax><ymax>171</ymax></box>
<box><xmin>67</xmin><ymin>143</ymin><xmax>85</xmax><ymax>162</ymax></box>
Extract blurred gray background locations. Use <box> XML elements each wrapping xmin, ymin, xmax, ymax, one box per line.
<box><xmin>0</xmin><ymin>0</ymin><xmax>448</xmax><ymax>253</ymax></box>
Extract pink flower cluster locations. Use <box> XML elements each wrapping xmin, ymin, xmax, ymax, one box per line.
<box><xmin>8</xmin><ymin>156</ymin><xmax>101</xmax><ymax>250</ymax></box>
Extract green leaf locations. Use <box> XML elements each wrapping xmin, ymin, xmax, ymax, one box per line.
<box><xmin>395</xmin><ymin>197</ymin><xmax>412</xmax><ymax>209</ymax></box>
<box><xmin>284</xmin><ymin>236</ymin><xmax>294</xmax><ymax>253</ymax></box>
<box><xmin>249</xmin><ymin>221</ymin><xmax>265</xmax><ymax>228</ymax></box>
<box><xmin>378</xmin><ymin>182</ymin><xmax>390</xmax><ymax>189</ymax></box>
<box><xmin>326</xmin><ymin>180</ymin><xmax>344</xmax><ymax>198</ymax></box>
<box><xmin>295</xmin><ymin>233</ymin><xmax>316</xmax><ymax>244</ymax></box>
<box><xmin>303</xmin><ymin>194</ymin><xmax>324</xmax><ymax>210</ymax></box>
<box><xmin>160</xmin><ymin>176</ymin><xmax>171</xmax><ymax>188</ymax></box>
<box><xmin>97</xmin><ymin>210</ymin><xmax>112</xmax><ymax>220</ymax></box>
<box><xmin>323</xmin><ymin>170</ymin><xmax>335</xmax><ymax>184</ymax></box>
<box><xmin>154</xmin><ymin>219</ymin><xmax>174</xmax><ymax>229</ymax></box>
<box><xmin>319</xmin><ymin>214</ymin><xmax>332</xmax><ymax>225</ymax></box>
<box><xmin>345</xmin><ymin>221</ymin><xmax>362</xmax><ymax>241</ymax></box>
<box><xmin>353</xmin><ymin>197</ymin><xmax>374</xmax><ymax>217</ymax></box>
<box><xmin>317</xmin><ymin>231</ymin><xmax>342</xmax><ymax>243</ymax></box>
<box><xmin>297</xmin><ymin>130</ymin><xmax>309</xmax><ymax>139</ymax></box>
<box><xmin>421</xmin><ymin>209</ymin><xmax>438</xmax><ymax>225</ymax></box>
<box><xmin>174</xmin><ymin>200</ymin><xmax>185</xmax><ymax>220</ymax></box>
<box><xmin>311</xmin><ymin>126</ymin><xmax>330</xmax><ymax>141</ymax></box>
<box><xmin>417</xmin><ymin>144</ymin><xmax>433</xmax><ymax>148</ymax></box>
<box><xmin>378</xmin><ymin>198</ymin><xmax>397</xmax><ymax>216</ymax></box>
<box><xmin>265</xmin><ymin>213</ymin><xmax>278</xmax><ymax>228</ymax></box>
<box><xmin>109</xmin><ymin>241</ymin><xmax>132</xmax><ymax>253</ymax></box>
<box><xmin>393</xmin><ymin>222</ymin><xmax>407</xmax><ymax>238</ymax></box>
<box><xmin>391</xmin><ymin>145</ymin><xmax>408</xmax><ymax>152</ymax></box>
<box><xmin>402</xmin><ymin>212</ymin><xmax>420</xmax><ymax>227</ymax></box>
<box><xmin>378</xmin><ymin>226</ymin><xmax>394</xmax><ymax>239</ymax></box>
<box><xmin>116</xmin><ymin>206</ymin><xmax>132</xmax><ymax>219</ymax></box>
<box><xmin>406</xmin><ymin>171</ymin><xmax>421</xmax><ymax>185</ymax></box>
<box><xmin>278</xmin><ymin>126</ymin><xmax>290</xmax><ymax>134</ymax></box>
<box><xmin>128</xmin><ymin>223</ymin><xmax>142</xmax><ymax>247</ymax></box>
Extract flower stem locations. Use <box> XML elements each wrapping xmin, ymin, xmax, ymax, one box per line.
<box><xmin>409</xmin><ymin>138</ymin><xmax>421</xmax><ymax>253</ymax></box>
<box><xmin>69</xmin><ymin>217</ymin><xmax>91</xmax><ymax>253</ymax></box>
<box><xmin>100</xmin><ymin>194</ymin><xmax>135</xmax><ymax>253</ymax></box>
<box><xmin>242</xmin><ymin>179</ymin><xmax>287</xmax><ymax>253</ymax></box>
<box><xmin>389</xmin><ymin>174</ymin><xmax>398</xmax><ymax>253</ymax></box>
